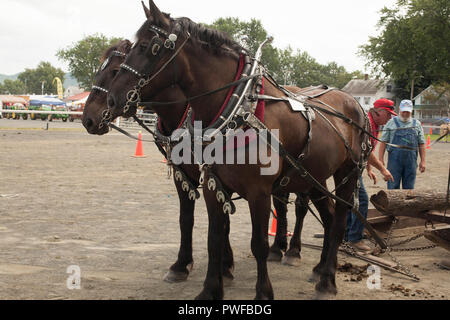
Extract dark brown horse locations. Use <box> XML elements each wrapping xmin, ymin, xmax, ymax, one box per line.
<box><xmin>106</xmin><ymin>1</ymin><xmax>367</xmax><ymax>300</ymax></box>
<box><xmin>82</xmin><ymin>39</ymin><xmax>226</xmax><ymax>283</ymax></box>
<box><xmin>81</xmin><ymin>35</ymin><xmax>320</xmax><ymax>285</ymax></box>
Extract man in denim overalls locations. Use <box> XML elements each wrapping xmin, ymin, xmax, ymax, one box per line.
<box><xmin>379</xmin><ymin>100</ymin><xmax>426</xmax><ymax>189</ymax></box>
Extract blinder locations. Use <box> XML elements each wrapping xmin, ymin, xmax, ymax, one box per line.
<box><xmin>121</xmin><ymin>24</ymin><xmax>179</xmax><ymax>80</ymax></box>
<box><xmin>148</xmin><ymin>35</ymin><xmax>164</xmax><ymax>57</ymax></box>
<box><xmin>117</xmin><ymin>22</ymin><xmax>190</xmax><ymax>115</ymax></box>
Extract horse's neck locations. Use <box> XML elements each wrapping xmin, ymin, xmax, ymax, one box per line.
<box><xmin>182</xmin><ymin>52</ymin><xmax>239</xmax><ymax>125</ymax></box>
<box><xmin>154</xmin><ymin>102</ymin><xmax>187</xmax><ymax>135</ymax></box>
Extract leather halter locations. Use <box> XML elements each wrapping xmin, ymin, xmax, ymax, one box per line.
<box><xmin>118</xmin><ymin>23</ymin><xmax>190</xmax><ymax>115</ymax></box>
<box><xmin>91</xmin><ymin>50</ymin><xmax>128</xmax><ymax>94</ymax></box>
<box><xmin>89</xmin><ymin>50</ymin><xmax>129</xmax><ymax>129</ymax></box>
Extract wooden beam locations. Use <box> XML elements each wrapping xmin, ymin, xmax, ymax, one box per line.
<box><xmin>370</xmin><ymin>190</ymin><xmax>448</xmax><ymax>217</ymax></box>
<box><xmin>424</xmin><ymin>225</ymin><xmax>450</xmax><ymax>252</ymax></box>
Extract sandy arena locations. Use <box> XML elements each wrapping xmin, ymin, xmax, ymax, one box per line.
<box><xmin>0</xmin><ymin>118</ymin><xmax>449</xmax><ymax>300</ymax></box>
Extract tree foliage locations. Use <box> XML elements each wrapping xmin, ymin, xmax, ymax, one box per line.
<box><xmin>0</xmin><ymin>79</ymin><xmax>26</xmax><ymax>95</ymax></box>
<box><xmin>17</xmin><ymin>61</ymin><xmax>65</xmax><ymax>95</ymax></box>
<box><xmin>359</xmin><ymin>0</ymin><xmax>450</xmax><ymax>98</ymax></box>
<box><xmin>57</xmin><ymin>34</ymin><xmax>122</xmax><ymax>90</ymax></box>
<box><xmin>208</xmin><ymin>17</ymin><xmax>359</xmax><ymax>89</ymax></box>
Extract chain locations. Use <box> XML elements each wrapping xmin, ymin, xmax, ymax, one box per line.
<box><xmin>98</xmin><ymin>108</ymin><xmax>113</xmax><ymax>129</ymax></box>
<box><xmin>369</xmin><ymin>218</ymin><xmax>438</xmax><ymax>252</ymax></box>
<box><xmin>382</xmin><ymin>219</ymin><xmax>420</xmax><ymax>281</ymax></box>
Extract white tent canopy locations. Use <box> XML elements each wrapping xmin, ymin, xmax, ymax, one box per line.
<box><xmin>66</xmin><ymin>95</ymin><xmax>88</xmax><ymax>107</ymax></box>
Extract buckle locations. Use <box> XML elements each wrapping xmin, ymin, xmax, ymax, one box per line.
<box><xmin>280</xmin><ymin>176</ymin><xmax>290</xmax><ymax>187</ymax></box>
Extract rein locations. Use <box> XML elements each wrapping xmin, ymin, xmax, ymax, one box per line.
<box><xmin>133</xmin><ymin>74</ymin><xmax>261</xmax><ymax>109</ymax></box>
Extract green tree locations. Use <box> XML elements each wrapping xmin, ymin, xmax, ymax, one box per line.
<box><xmin>18</xmin><ymin>62</ymin><xmax>65</xmax><ymax>95</ymax></box>
<box><xmin>359</xmin><ymin>0</ymin><xmax>450</xmax><ymax>99</ymax></box>
<box><xmin>0</xmin><ymin>79</ymin><xmax>26</xmax><ymax>94</ymax></box>
<box><xmin>207</xmin><ymin>18</ymin><xmax>282</xmax><ymax>81</ymax></box>
<box><xmin>57</xmin><ymin>34</ymin><xmax>122</xmax><ymax>90</ymax></box>
<box><xmin>208</xmin><ymin>17</ymin><xmax>359</xmax><ymax>89</ymax></box>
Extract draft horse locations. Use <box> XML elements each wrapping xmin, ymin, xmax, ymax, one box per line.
<box><xmin>107</xmin><ymin>1</ymin><xmax>369</xmax><ymax>299</ymax></box>
<box><xmin>82</xmin><ymin>33</ymin><xmax>324</xmax><ymax>286</ymax></box>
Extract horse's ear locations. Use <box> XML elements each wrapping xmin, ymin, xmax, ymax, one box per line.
<box><xmin>141</xmin><ymin>1</ymin><xmax>151</xmax><ymax>19</ymax></box>
<box><xmin>148</xmin><ymin>0</ymin><xmax>169</xmax><ymax>27</ymax></box>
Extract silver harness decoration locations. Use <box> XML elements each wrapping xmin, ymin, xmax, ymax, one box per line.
<box><xmin>90</xmin><ymin>50</ymin><xmax>128</xmax><ymax>130</ymax></box>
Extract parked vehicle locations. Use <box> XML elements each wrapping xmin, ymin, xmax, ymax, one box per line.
<box><xmin>68</xmin><ymin>104</ymin><xmax>84</xmax><ymax>122</ymax></box>
<box><xmin>0</xmin><ymin>95</ymin><xmax>29</xmax><ymax>119</ymax></box>
<box><xmin>29</xmin><ymin>96</ymin><xmax>67</xmax><ymax>121</ymax></box>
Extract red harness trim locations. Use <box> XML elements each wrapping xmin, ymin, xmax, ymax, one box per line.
<box><xmin>209</xmin><ymin>55</ymin><xmax>246</xmax><ymax>125</ymax></box>
<box><xmin>158</xmin><ymin>104</ymin><xmax>191</xmax><ymax>134</ymax></box>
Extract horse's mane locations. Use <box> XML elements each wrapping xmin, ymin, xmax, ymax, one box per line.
<box><xmin>100</xmin><ymin>39</ymin><xmax>132</xmax><ymax>62</ymax></box>
<box><xmin>137</xmin><ymin>15</ymin><xmax>245</xmax><ymax>58</ymax></box>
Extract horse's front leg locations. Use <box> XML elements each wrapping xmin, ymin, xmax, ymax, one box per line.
<box><xmin>164</xmin><ymin>178</ymin><xmax>196</xmax><ymax>283</ymax></box>
<box><xmin>316</xmin><ymin>168</ymin><xmax>357</xmax><ymax>298</ymax></box>
<box><xmin>222</xmin><ymin>212</ymin><xmax>235</xmax><ymax>286</ymax></box>
<box><xmin>249</xmin><ymin>193</ymin><xmax>274</xmax><ymax>300</ymax></box>
<box><xmin>309</xmin><ymin>188</ymin><xmax>334</xmax><ymax>283</ymax></box>
<box><xmin>195</xmin><ymin>184</ymin><xmax>227</xmax><ymax>300</ymax></box>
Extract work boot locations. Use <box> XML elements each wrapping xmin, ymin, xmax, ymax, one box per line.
<box><xmin>349</xmin><ymin>240</ymin><xmax>372</xmax><ymax>254</ymax></box>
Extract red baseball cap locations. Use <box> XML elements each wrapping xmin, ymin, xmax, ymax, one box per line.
<box><xmin>374</xmin><ymin>98</ymin><xmax>397</xmax><ymax>116</ymax></box>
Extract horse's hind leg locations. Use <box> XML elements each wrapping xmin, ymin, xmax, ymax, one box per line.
<box><xmin>315</xmin><ymin>166</ymin><xmax>357</xmax><ymax>297</ymax></box>
<box><xmin>268</xmin><ymin>193</ymin><xmax>289</xmax><ymax>262</ymax></box>
<box><xmin>309</xmin><ymin>189</ymin><xmax>334</xmax><ymax>282</ymax></box>
<box><xmin>163</xmin><ymin>180</ymin><xmax>195</xmax><ymax>283</ymax></box>
<box><xmin>282</xmin><ymin>192</ymin><xmax>308</xmax><ymax>266</ymax></box>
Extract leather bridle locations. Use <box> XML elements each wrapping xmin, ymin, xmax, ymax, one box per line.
<box><xmin>89</xmin><ymin>50</ymin><xmax>129</xmax><ymax>130</ymax></box>
<box><xmin>117</xmin><ymin>23</ymin><xmax>191</xmax><ymax>115</ymax></box>
<box><xmin>91</xmin><ymin>50</ymin><xmax>128</xmax><ymax>94</ymax></box>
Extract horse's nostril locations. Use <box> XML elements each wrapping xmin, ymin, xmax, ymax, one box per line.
<box><xmin>85</xmin><ymin>118</ymin><xmax>94</xmax><ymax>129</ymax></box>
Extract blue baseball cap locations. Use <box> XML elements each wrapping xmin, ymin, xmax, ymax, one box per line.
<box><xmin>399</xmin><ymin>100</ymin><xmax>414</xmax><ymax>112</ymax></box>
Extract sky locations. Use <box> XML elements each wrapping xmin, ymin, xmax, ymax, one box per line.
<box><xmin>0</xmin><ymin>0</ymin><xmax>398</xmax><ymax>76</ymax></box>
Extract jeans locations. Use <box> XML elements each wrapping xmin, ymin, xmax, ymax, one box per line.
<box><xmin>387</xmin><ymin>151</ymin><xmax>417</xmax><ymax>189</ymax></box>
<box><xmin>345</xmin><ymin>177</ymin><xmax>369</xmax><ymax>243</ymax></box>
<box><xmin>387</xmin><ymin>117</ymin><xmax>418</xmax><ymax>190</ymax></box>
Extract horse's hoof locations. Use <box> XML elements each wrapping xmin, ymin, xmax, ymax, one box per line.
<box><xmin>223</xmin><ymin>274</ymin><xmax>234</xmax><ymax>287</ymax></box>
<box><xmin>195</xmin><ymin>289</ymin><xmax>222</xmax><ymax>300</ymax></box>
<box><xmin>313</xmin><ymin>291</ymin><xmax>337</xmax><ymax>300</ymax></box>
<box><xmin>254</xmin><ymin>292</ymin><xmax>274</xmax><ymax>300</ymax></box>
<box><xmin>307</xmin><ymin>272</ymin><xmax>321</xmax><ymax>283</ymax></box>
<box><xmin>163</xmin><ymin>262</ymin><xmax>193</xmax><ymax>283</ymax></box>
<box><xmin>281</xmin><ymin>254</ymin><xmax>301</xmax><ymax>267</ymax></box>
<box><xmin>267</xmin><ymin>250</ymin><xmax>283</xmax><ymax>262</ymax></box>
<box><xmin>223</xmin><ymin>267</ymin><xmax>234</xmax><ymax>287</ymax></box>
<box><xmin>315</xmin><ymin>279</ymin><xmax>338</xmax><ymax>296</ymax></box>
<box><xmin>163</xmin><ymin>270</ymin><xmax>189</xmax><ymax>283</ymax></box>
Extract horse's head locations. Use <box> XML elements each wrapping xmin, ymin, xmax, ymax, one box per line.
<box><xmin>107</xmin><ymin>0</ymin><xmax>189</xmax><ymax>116</ymax></box>
<box><xmin>82</xmin><ymin>39</ymin><xmax>132</xmax><ymax>134</ymax></box>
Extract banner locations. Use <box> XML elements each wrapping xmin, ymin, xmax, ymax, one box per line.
<box><xmin>53</xmin><ymin>77</ymin><xmax>64</xmax><ymax>99</ymax></box>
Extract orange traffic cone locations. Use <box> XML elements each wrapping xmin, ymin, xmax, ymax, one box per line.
<box><xmin>133</xmin><ymin>131</ymin><xmax>146</xmax><ymax>158</ymax></box>
<box><xmin>269</xmin><ymin>209</ymin><xmax>277</xmax><ymax>236</ymax></box>
<box><xmin>429</xmin><ymin>127</ymin><xmax>433</xmax><ymax>135</ymax></box>
<box><xmin>426</xmin><ymin>135</ymin><xmax>431</xmax><ymax>150</ymax></box>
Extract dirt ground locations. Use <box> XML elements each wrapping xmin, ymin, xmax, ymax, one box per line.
<box><xmin>0</xmin><ymin>119</ymin><xmax>449</xmax><ymax>300</ymax></box>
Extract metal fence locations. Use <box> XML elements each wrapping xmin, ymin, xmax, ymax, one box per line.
<box><xmin>0</xmin><ymin>109</ymin><xmax>158</xmax><ymax>131</ymax></box>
